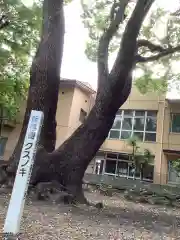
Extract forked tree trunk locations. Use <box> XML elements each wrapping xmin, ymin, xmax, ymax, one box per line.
<box><xmin>3</xmin><ymin>0</ymin><xmax>155</xmax><ymax>203</ymax></box>
<box><xmin>8</xmin><ymin>0</ymin><xmax>65</xmax><ymax>172</ymax></box>
<box><xmin>29</xmin><ymin>0</ymin><xmax>155</xmax><ymax>201</ymax></box>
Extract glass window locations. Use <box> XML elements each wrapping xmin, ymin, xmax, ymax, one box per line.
<box><xmin>96</xmin><ymin>156</ymin><xmax>155</xmax><ymax>182</ymax></box>
<box><xmin>79</xmin><ymin>108</ymin><xmax>87</xmax><ymax>123</ymax></box>
<box><xmin>108</xmin><ymin>110</ymin><xmax>157</xmax><ymax>142</ymax></box>
<box><xmin>171</xmin><ymin>114</ymin><xmax>180</xmax><ymax>133</ymax></box>
<box><xmin>122</xmin><ymin>118</ymin><xmax>132</xmax><ymax>130</ymax></box>
<box><xmin>118</xmin><ymin>153</ymin><xmax>130</xmax><ymax>161</ymax></box>
<box><xmin>109</xmin><ymin>130</ymin><xmax>120</xmax><ymax>139</ymax></box>
<box><xmin>168</xmin><ymin>160</ymin><xmax>180</xmax><ymax>183</ymax></box>
<box><xmin>124</xmin><ymin>110</ymin><xmax>133</xmax><ymax>117</ymax></box>
<box><xmin>128</xmin><ymin>163</ymin><xmax>136</xmax><ymax>177</ymax></box>
<box><xmin>135</xmin><ymin>111</ymin><xmax>145</xmax><ymax>117</ymax></box>
<box><xmin>133</xmin><ymin>118</ymin><xmax>145</xmax><ymax>131</ymax></box>
<box><xmin>112</xmin><ymin>117</ymin><xmax>121</xmax><ymax>129</ymax></box>
<box><xmin>94</xmin><ymin>160</ymin><xmax>104</xmax><ymax>175</ymax></box>
<box><xmin>133</xmin><ymin>132</ymin><xmax>144</xmax><ymax>141</ymax></box>
<box><xmin>0</xmin><ymin>137</ymin><xmax>8</xmax><ymax>157</ymax></box>
<box><xmin>121</xmin><ymin>131</ymin><xmax>131</xmax><ymax>139</ymax></box>
<box><xmin>146</xmin><ymin>117</ymin><xmax>157</xmax><ymax>131</ymax></box>
<box><xmin>135</xmin><ymin>165</ymin><xmax>141</xmax><ymax>178</ymax></box>
<box><xmin>147</xmin><ymin>111</ymin><xmax>157</xmax><ymax>117</ymax></box>
<box><xmin>145</xmin><ymin>132</ymin><xmax>156</xmax><ymax>142</ymax></box>
<box><xmin>117</xmin><ymin>161</ymin><xmax>128</xmax><ymax>176</ymax></box>
<box><xmin>106</xmin><ymin>153</ymin><xmax>117</xmax><ymax>159</ymax></box>
<box><xmin>116</xmin><ymin>109</ymin><xmax>122</xmax><ymax>116</ymax></box>
<box><xmin>142</xmin><ymin>164</ymin><xmax>154</xmax><ymax>181</ymax></box>
<box><xmin>105</xmin><ymin>160</ymin><xmax>117</xmax><ymax>174</ymax></box>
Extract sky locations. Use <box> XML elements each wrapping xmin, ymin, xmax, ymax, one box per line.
<box><xmin>22</xmin><ymin>0</ymin><xmax>180</xmax><ymax>96</ymax></box>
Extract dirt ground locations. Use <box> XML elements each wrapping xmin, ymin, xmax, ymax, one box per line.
<box><xmin>0</xmin><ymin>191</ymin><xmax>180</xmax><ymax>240</ymax></box>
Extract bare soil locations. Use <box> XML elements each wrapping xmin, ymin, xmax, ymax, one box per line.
<box><xmin>0</xmin><ymin>191</ymin><xmax>180</xmax><ymax>239</ymax></box>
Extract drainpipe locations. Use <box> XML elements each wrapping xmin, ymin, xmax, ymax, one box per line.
<box><xmin>0</xmin><ymin>105</ymin><xmax>3</xmax><ymax>137</ymax></box>
<box><xmin>159</xmin><ymin>97</ymin><xmax>166</xmax><ymax>185</ymax></box>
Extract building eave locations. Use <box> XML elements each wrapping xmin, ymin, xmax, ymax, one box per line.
<box><xmin>163</xmin><ymin>149</ymin><xmax>180</xmax><ymax>155</ymax></box>
<box><xmin>60</xmin><ymin>78</ymin><xmax>96</xmax><ymax>94</ymax></box>
<box><xmin>166</xmin><ymin>98</ymin><xmax>180</xmax><ymax>104</ymax></box>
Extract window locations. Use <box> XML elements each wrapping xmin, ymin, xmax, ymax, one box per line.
<box><xmin>168</xmin><ymin>160</ymin><xmax>180</xmax><ymax>184</ymax></box>
<box><xmin>79</xmin><ymin>108</ymin><xmax>87</xmax><ymax>123</ymax></box>
<box><xmin>171</xmin><ymin>114</ymin><xmax>180</xmax><ymax>133</ymax></box>
<box><xmin>108</xmin><ymin>110</ymin><xmax>157</xmax><ymax>142</ymax></box>
<box><xmin>105</xmin><ymin>160</ymin><xmax>117</xmax><ymax>174</ymax></box>
<box><xmin>104</xmin><ymin>158</ymin><xmax>153</xmax><ymax>181</ymax></box>
<box><xmin>94</xmin><ymin>159</ymin><xmax>104</xmax><ymax>175</ymax></box>
<box><xmin>142</xmin><ymin>164</ymin><xmax>154</xmax><ymax>181</ymax></box>
<box><xmin>0</xmin><ymin>137</ymin><xmax>8</xmax><ymax>157</ymax></box>
<box><xmin>117</xmin><ymin>161</ymin><xmax>129</xmax><ymax>176</ymax></box>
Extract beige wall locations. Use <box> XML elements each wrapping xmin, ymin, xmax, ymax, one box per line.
<box><xmin>66</xmin><ymin>87</ymin><xmax>93</xmax><ymax>138</ymax></box>
<box><xmin>55</xmin><ymin>87</ymin><xmax>74</xmax><ymax>147</ymax></box>
<box><xmin>2</xmin><ymin>84</ymin><xmax>94</xmax><ymax>159</ymax></box>
<box><xmin>56</xmin><ymin>86</ymin><xmax>94</xmax><ymax>145</ymax></box>
<box><xmin>162</xmin><ymin>102</ymin><xmax>180</xmax><ymax>151</ymax></box>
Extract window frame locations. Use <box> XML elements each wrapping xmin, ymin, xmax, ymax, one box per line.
<box><xmin>0</xmin><ymin>136</ymin><xmax>8</xmax><ymax>157</ymax></box>
<box><xmin>108</xmin><ymin>110</ymin><xmax>157</xmax><ymax>142</ymax></box>
<box><xmin>168</xmin><ymin>160</ymin><xmax>180</xmax><ymax>184</ymax></box>
<box><xmin>170</xmin><ymin>113</ymin><xmax>180</xmax><ymax>133</ymax></box>
<box><xmin>79</xmin><ymin>108</ymin><xmax>87</xmax><ymax>123</ymax></box>
<box><xmin>103</xmin><ymin>158</ymin><xmax>153</xmax><ymax>181</ymax></box>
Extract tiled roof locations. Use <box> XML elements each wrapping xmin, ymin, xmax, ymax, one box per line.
<box><xmin>60</xmin><ymin>78</ymin><xmax>96</xmax><ymax>94</ymax></box>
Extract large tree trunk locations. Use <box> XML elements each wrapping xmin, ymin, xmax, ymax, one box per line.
<box><xmin>2</xmin><ymin>0</ymin><xmax>155</xmax><ymax>204</ymax></box>
<box><xmin>29</xmin><ymin>0</ymin><xmax>155</xmax><ymax>202</ymax></box>
<box><xmin>8</xmin><ymin>0</ymin><xmax>65</xmax><ymax>172</ymax></box>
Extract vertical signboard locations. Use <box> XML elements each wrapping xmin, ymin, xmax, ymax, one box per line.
<box><xmin>3</xmin><ymin>110</ymin><xmax>44</xmax><ymax>238</ymax></box>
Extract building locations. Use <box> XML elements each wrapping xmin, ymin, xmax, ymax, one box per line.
<box><xmin>0</xmin><ymin>79</ymin><xmax>95</xmax><ymax>160</ymax></box>
<box><xmin>87</xmin><ymin>85</ymin><xmax>180</xmax><ymax>186</ymax></box>
<box><xmin>1</xmin><ymin>79</ymin><xmax>180</xmax><ymax>185</ymax></box>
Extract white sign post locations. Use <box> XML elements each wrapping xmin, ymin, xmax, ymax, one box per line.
<box><xmin>3</xmin><ymin>110</ymin><xmax>44</xmax><ymax>239</ymax></box>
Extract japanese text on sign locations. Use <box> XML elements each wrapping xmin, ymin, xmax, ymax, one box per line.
<box><xmin>3</xmin><ymin>110</ymin><xmax>44</xmax><ymax>236</ymax></box>
<box><xmin>27</xmin><ymin>115</ymin><xmax>39</xmax><ymax>140</ymax></box>
<box><xmin>19</xmin><ymin>143</ymin><xmax>33</xmax><ymax>177</ymax></box>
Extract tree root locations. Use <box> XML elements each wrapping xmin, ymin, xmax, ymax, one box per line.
<box><xmin>27</xmin><ymin>181</ymin><xmax>104</xmax><ymax>209</ymax></box>
<box><xmin>0</xmin><ymin>165</ymin><xmax>104</xmax><ymax>210</ymax></box>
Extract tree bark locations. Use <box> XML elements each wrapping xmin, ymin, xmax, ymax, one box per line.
<box><xmin>2</xmin><ymin>1</ymin><xmax>155</xmax><ymax>203</ymax></box>
<box><xmin>8</xmin><ymin>0</ymin><xmax>65</xmax><ymax>171</ymax></box>
<box><xmin>28</xmin><ymin>0</ymin><xmax>155</xmax><ymax>202</ymax></box>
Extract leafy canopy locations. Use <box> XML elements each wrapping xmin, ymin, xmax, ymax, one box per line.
<box><xmin>81</xmin><ymin>0</ymin><xmax>180</xmax><ymax>93</ymax></box>
<box><xmin>0</xmin><ymin>0</ymin><xmax>41</xmax><ymax>120</ymax></box>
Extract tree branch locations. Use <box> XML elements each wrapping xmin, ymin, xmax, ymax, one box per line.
<box><xmin>171</xmin><ymin>8</ymin><xmax>180</xmax><ymax>16</ymax></box>
<box><xmin>136</xmin><ymin>44</ymin><xmax>180</xmax><ymax>63</ymax></box>
<box><xmin>137</xmin><ymin>39</ymin><xmax>164</xmax><ymax>52</ymax></box>
<box><xmin>110</xmin><ymin>0</ymin><xmax>155</xmax><ymax>77</ymax></box>
<box><xmin>0</xmin><ymin>15</ymin><xmax>9</xmax><ymax>30</ymax></box>
<box><xmin>97</xmin><ymin>0</ymin><xmax>129</xmax><ymax>88</ymax></box>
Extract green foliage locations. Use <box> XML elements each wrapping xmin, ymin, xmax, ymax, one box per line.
<box><xmin>127</xmin><ymin>136</ymin><xmax>139</xmax><ymax>149</ymax></box>
<box><xmin>143</xmin><ymin>148</ymin><xmax>154</xmax><ymax>165</ymax></box>
<box><xmin>135</xmin><ymin>68</ymin><xmax>168</xmax><ymax>94</ymax></box>
<box><xmin>81</xmin><ymin>0</ymin><xmax>128</xmax><ymax>62</ymax></box>
<box><xmin>81</xmin><ymin>0</ymin><xmax>180</xmax><ymax>93</ymax></box>
<box><xmin>172</xmin><ymin>159</ymin><xmax>180</xmax><ymax>176</ymax></box>
<box><xmin>127</xmin><ymin>136</ymin><xmax>153</xmax><ymax>180</ymax></box>
<box><xmin>0</xmin><ymin>0</ymin><xmax>41</xmax><ymax>120</ymax></box>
